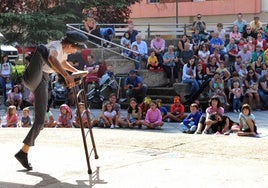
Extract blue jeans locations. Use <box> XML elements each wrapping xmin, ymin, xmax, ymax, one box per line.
<box><xmin>233</xmin><ymin>98</ymin><xmax>240</xmax><ymax>111</ymax></box>
<box><xmin>181</xmin><ymin>122</ymin><xmax>197</xmax><ymax>132</ymax></box>
<box><xmin>258</xmin><ymin>89</ymin><xmax>268</xmax><ymax>108</ymax></box>
<box><xmin>182</xmin><ymin>78</ymin><xmax>200</xmax><ymax>95</ymax></box>
<box><xmin>0</xmin><ymin>76</ymin><xmax>7</xmax><ymax>102</ymax></box>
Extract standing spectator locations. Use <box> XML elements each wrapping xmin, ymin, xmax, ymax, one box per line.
<box><xmin>163</xmin><ymin>45</ymin><xmax>179</xmax><ymax>86</ymax></box>
<box><xmin>3</xmin><ymin>105</ymin><xmax>19</xmax><ymax>128</ymax></box>
<box><xmin>20</xmin><ymin>107</ymin><xmax>32</xmax><ymax>128</ymax></box>
<box><xmin>237</xmin><ymin>104</ymin><xmax>257</xmax><ymax>137</ymax></box>
<box><xmin>166</xmin><ymin>96</ymin><xmax>187</xmax><ymax>122</ymax></box>
<box><xmin>233</xmin><ymin>13</ymin><xmax>247</xmax><ymax>33</ymax></box>
<box><xmin>141</xmin><ymin>100</ymin><xmax>164</xmax><ymax>129</ymax></box>
<box><xmin>229</xmin><ymin>81</ymin><xmax>242</xmax><ymax>113</ymax></box>
<box><xmin>120</xmin><ymin>32</ymin><xmax>131</xmax><ymax>56</ymax></box>
<box><xmin>150</xmin><ymin>34</ymin><xmax>165</xmax><ymax>66</ymax></box>
<box><xmin>182</xmin><ymin>56</ymin><xmax>200</xmax><ymax>98</ymax></box>
<box><xmin>57</xmin><ymin>104</ymin><xmax>72</xmax><ymax>128</ymax></box>
<box><xmin>72</xmin><ymin>102</ymin><xmax>91</xmax><ymax>128</ymax></box>
<box><xmin>244</xmin><ymin>69</ymin><xmax>261</xmax><ymax>110</ymax></box>
<box><xmin>0</xmin><ymin>54</ymin><xmax>13</xmax><ymax>105</ymax></box>
<box><xmin>124</xmin><ymin>70</ymin><xmax>148</xmax><ymax>103</ymax></box>
<box><xmin>126</xmin><ymin>22</ymin><xmax>139</xmax><ymax>44</ymax></box>
<box><xmin>257</xmin><ymin>69</ymin><xmax>268</xmax><ymax>109</ymax></box>
<box><xmin>180</xmin><ymin>103</ymin><xmax>202</xmax><ymax>134</ymax></box>
<box><xmin>131</xmin><ymin>34</ymin><xmax>148</xmax><ymax>62</ymax></box>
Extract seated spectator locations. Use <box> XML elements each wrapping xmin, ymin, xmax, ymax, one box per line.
<box><xmin>6</xmin><ymin>85</ymin><xmax>23</xmax><ymax>110</ymax></box>
<box><xmin>191</xmin><ymin>27</ymin><xmax>202</xmax><ymax>53</ymax></box>
<box><xmin>131</xmin><ymin>33</ymin><xmax>148</xmax><ymax>63</ymax></box>
<box><xmin>83</xmin><ymin>15</ymin><xmax>102</xmax><ymax>45</ymax></box>
<box><xmin>156</xmin><ymin>99</ymin><xmax>168</xmax><ymax>121</ymax></box>
<box><xmin>198</xmin><ymin>44</ymin><xmax>210</xmax><ymax>64</ymax></box>
<box><xmin>166</xmin><ymin>96</ymin><xmax>187</xmax><ymax>122</ymax></box>
<box><xmin>162</xmin><ymin>45</ymin><xmax>179</xmax><ymax>86</ymax></box>
<box><xmin>238</xmin><ymin>63</ymin><xmax>248</xmax><ymax>82</ymax></box>
<box><xmin>237</xmin><ymin>44</ymin><xmax>252</xmax><ymax>66</ymax></box>
<box><xmin>180</xmin><ymin>103</ymin><xmax>202</xmax><ymax>134</ymax></box>
<box><xmin>150</xmin><ymin>34</ymin><xmax>165</xmax><ymax>66</ymax></box>
<box><xmin>177</xmin><ymin>35</ymin><xmax>189</xmax><ymax>53</ymax></box>
<box><xmin>101</xmin><ymin>101</ymin><xmax>117</xmax><ymax>129</ymax></box>
<box><xmin>209</xmin><ymin>72</ymin><xmax>229</xmax><ymax>105</ymax></box>
<box><xmin>147</xmin><ymin>50</ymin><xmax>161</xmax><ymax>70</ymax></box>
<box><xmin>209</xmin><ymin>31</ymin><xmax>227</xmax><ymax>61</ymax></box>
<box><xmin>100</xmin><ymin>27</ymin><xmax>115</xmax><ymax>47</ymax></box>
<box><xmin>216</xmin><ymin>23</ymin><xmax>226</xmax><ymax>42</ymax></box>
<box><xmin>141</xmin><ymin>100</ymin><xmax>164</xmax><ymax>129</ymax></box>
<box><xmin>226</xmin><ymin>37</ymin><xmax>238</xmax><ymax>65</ymax></box>
<box><xmin>182</xmin><ymin>56</ymin><xmax>200</xmax><ymax>98</ymax></box>
<box><xmin>242</xmin><ymin>25</ymin><xmax>257</xmax><ymax>40</ymax></box>
<box><xmin>237</xmin><ymin>104</ymin><xmax>258</xmax><ymax>137</ymax></box>
<box><xmin>125</xmin><ymin>98</ymin><xmax>142</xmax><ymax>129</ymax></box>
<box><xmin>20</xmin><ymin>107</ymin><xmax>32</xmax><ymax>128</ymax></box>
<box><xmin>244</xmin><ymin>69</ymin><xmax>261</xmax><ymax>110</ymax></box>
<box><xmin>84</xmin><ymin>54</ymin><xmax>99</xmax><ymax>84</ymax></box>
<box><xmin>233</xmin><ymin>13</ymin><xmax>247</xmax><ymax>34</ymax></box>
<box><xmin>73</xmin><ymin>102</ymin><xmax>91</xmax><ymax>128</ymax></box>
<box><xmin>57</xmin><ymin>104</ymin><xmax>72</xmax><ymax>128</ymax></box>
<box><xmin>229</xmin><ymin>25</ymin><xmax>242</xmax><ymax>43</ymax></box>
<box><xmin>126</xmin><ymin>22</ymin><xmax>139</xmax><ymax>44</ymax></box>
<box><xmin>206</xmin><ymin>56</ymin><xmax>219</xmax><ymax>78</ymax></box>
<box><xmin>2</xmin><ymin>105</ymin><xmax>19</xmax><ymax>128</ymax></box>
<box><xmin>44</xmin><ymin>105</ymin><xmax>57</xmax><ymax>128</ymax></box>
<box><xmin>128</xmin><ymin>44</ymin><xmax>141</xmax><ymax>69</ymax></box>
<box><xmin>251</xmin><ymin>55</ymin><xmax>265</xmax><ymax>78</ymax></box>
<box><xmin>251</xmin><ymin>44</ymin><xmax>264</xmax><ymax>63</ymax></box>
<box><xmin>195</xmin><ymin>96</ymin><xmax>224</xmax><ymax>134</ymax></box>
<box><xmin>257</xmin><ymin>69</ymin><xmax>268</xmax><ymax>109</ymax></box>
<box><xmin>192</xmin><ymin>14</ymin><xmax>207</xmax><ymax>36</ymax></box>
<box><xmin>139</xmin><ymin>96</ymin><xmax>151</xmax><ymax>119</ymax></box>
<box><xmin>120</xmin><ymin>32</ymin><xmax>131</xmax><ymax>56</ymax></box>
<box><xmin>124</xmin><ymin>70</ymin><xmax>148</xmax><ymax>103</ymax></box>
<box><xmin>254</xmin><ymin>33</ymin><xmax>267</xmax><ymax>51</ymax></box>
<box><xmin>216</xmin><ymin>61</ymin><xmax>231</xmax><ymax>82</ymax></box>
<box><xmin>249</xmin><ymin>16</ymin><xmax>263</xmax><ymax>35</ymax></box>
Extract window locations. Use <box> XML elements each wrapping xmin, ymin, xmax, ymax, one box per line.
<box><xmin>148</xmin><ymin>0</ymin><xmax>160</xmax><ymax>3</ymax></box>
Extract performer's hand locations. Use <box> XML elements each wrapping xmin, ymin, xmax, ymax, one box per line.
<box><xmin>64</xmin><ymin>74</ymin><xmax>75</xmax><ymax>88</ymax></box>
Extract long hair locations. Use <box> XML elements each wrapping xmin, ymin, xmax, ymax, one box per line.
<box><xmin>127</xmin><ymin>98</ymin><xmax>139</xmax><ymax>114</ymax></box>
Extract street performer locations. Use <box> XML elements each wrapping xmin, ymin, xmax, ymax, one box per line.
<box><xmin>15</xmin><ymin>30</ymin><xmax>88</xmax><ymax>170</ymax></box>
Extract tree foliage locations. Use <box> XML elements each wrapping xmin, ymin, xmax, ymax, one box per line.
<box><xmin>0</xmin><ymin>0</ymin><xmax>141</xmax><ymax>45</ymax></box>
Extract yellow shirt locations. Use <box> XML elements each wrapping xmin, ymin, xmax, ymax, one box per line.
<box><xmin>147</xmin><ymin>56</ymin><xmax>158</xmax><ymax>66</ymax></box>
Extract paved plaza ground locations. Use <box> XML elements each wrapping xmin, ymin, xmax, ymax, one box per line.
<box><xmin>0</xmin><ymin>108</ymin><xmax>268</xmax><ymax>188</ymax></box>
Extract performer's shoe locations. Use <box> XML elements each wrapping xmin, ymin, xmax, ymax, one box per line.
<box><xmin>15</xmin><ymin>150</ymin><xmax>33</xmax><ymax>171</ymax></box>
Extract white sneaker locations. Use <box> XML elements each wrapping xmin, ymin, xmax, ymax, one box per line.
<box><xmin>110</xmin><ymin>124</ymin><xmax>115</xmax><ymax>129</ymax></box>
<box><xmin>233</xmin><ymin>110</ymin><xmax>237</xmax><ymax>113</ymax></box>
<box><xmin>115</xmin><ymin>124</ymin><xmax>120</xmax><ymax>128</ymax></box>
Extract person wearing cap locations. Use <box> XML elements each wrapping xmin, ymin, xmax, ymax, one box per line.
<box><xmin>124</xmin><ymin>70</ymin><xmax>148</xmax><ymax>103</ymax></box>
<box><xmin>166</xmin><ymin>96</ymin><xmax>187</xmax><ymax>123</ymax></box>
<box><xmin>249</xmin><ymin>16</ymin><xmax>263</xmax><ymax>35</ymax></box>
<box><xmin>100</xmin><ymin>27</ymin><xmax>115</xmax><ymax>47</ymax></box>
<box><xmin>14</xmin><ymin>30</ymin><xmax>88</xmax><ymax>171</ymax></box>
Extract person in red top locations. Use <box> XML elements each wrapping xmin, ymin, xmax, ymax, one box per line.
<box><xmin>166</xmin><ymin>96</ymin><xmax>187</xmax><ymax>122</ymax></box>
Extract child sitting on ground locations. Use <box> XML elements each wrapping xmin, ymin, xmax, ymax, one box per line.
<box><xmin>166</xmin><ymin>96</ymin><xmax>187</xmax><ymax>122</ymax></box>
<box><xmin>156</xmin><ymin>99</ymin><xmax>168</xmax><ymax>121</ymax></box>
<box><xmin>44</xmin><ymin>105</ymin><xmax>57</xmax><ymax>128</ymax></box>
<box><xmin>101</xmin><ymin>101</ymin><xmax>117</xmax><ymax>129</ymax></box>
<box><xmin>20</xmin><ymin>107</ymin><xmax>32</xmax><ymax>128</ymax></box>
<box><xmin>126</xmin><ymin>98</ymin><xmax>142</xmax><ymax>128</ymax></box>
<box><xmin>142</xmin><ymin>100</ymin><xmax>164</xmax><ymax>129</ymax></box>
<box><xmin>73</xmin><ymin>102</ymin><xmax>91</xmax><ymax>128</ymax></box>
<box><xmin>3</xmin><ymin>105</ymin><xmax>19</xmax><ymax>127</ymax></box>
<box><xmin>139</xmin><ymin>96</ymin><xmax>152</xmax><ymax>119</ymax></box>
<box><xmin>237</xmin><ymin>104</ymin><xmax>258</xmax><ymax>137</ymax></box>
<box><xmin>57</xmin><ymin>104</ymin><xmax>72</xmax><ymax>128</ymax></box>
<box><xmin>181</xmin><ymin>103</ymin><xmax>202</xmax><ymax>134</ymax></box>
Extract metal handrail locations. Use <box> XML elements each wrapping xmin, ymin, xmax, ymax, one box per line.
<box><xmin>66</xmin><ymin>24</ymin><xmax>140</xmax><ymax>63</ymax></box>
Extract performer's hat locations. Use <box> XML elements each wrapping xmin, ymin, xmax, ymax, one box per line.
<box><xmin>64</xmin><ymin>30</ymin><xmax>88</xmax><ymax>48</ymax></box>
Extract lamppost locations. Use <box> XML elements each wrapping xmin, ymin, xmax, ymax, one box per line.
<box><xmin>176</xmin><ymin>0</ymin><xmax>178</xmax><ymax>28</ymax></box>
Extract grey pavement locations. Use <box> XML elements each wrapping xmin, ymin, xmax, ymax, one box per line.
<box><xmin>0</xmin><ymin>106</ymin><xmax>268</xmax><ymax>188</ymax></box>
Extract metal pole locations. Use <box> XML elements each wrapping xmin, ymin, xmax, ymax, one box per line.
<box><xmin>176</xmin><ymin>0</ymin><xmax>178</xmax><ymax>29</ymax></box>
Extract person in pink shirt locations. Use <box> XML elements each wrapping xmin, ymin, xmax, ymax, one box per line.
<box><xmin>3</xmin><ymin>105</ymin><xmax>19</xmax><ymax>127</ymax></box>
<box><xmin>142</xmin><ymin>100</ymin><xmax>164</xmax><ymax>129</ymax></box>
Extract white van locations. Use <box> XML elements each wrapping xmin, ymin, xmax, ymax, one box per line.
<box><xmin>0</xmin><ymin>45</ymin><xmax>19</xmax><ymax>63</ymax></box>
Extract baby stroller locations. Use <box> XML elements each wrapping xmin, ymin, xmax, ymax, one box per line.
<box><xmin>87</xmin><ymin>72</ymin><xmax>119</xmax><ymax>108</ymax></box>
<box><xmin>49</xmin><ymin>74</ymin><xmax>68</xmax><ymax>108</ymax></box>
